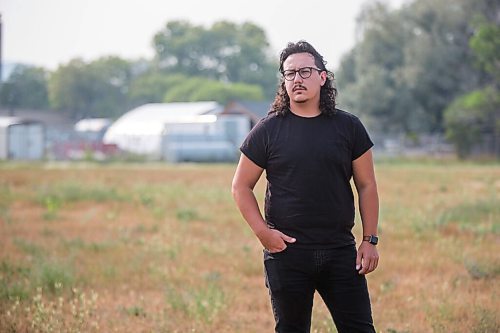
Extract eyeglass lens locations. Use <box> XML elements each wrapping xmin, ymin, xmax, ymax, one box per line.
<box><xmin>283</xmin><ymin>67</ymin><xmax>314</xmax><ymax>81</ymax></box>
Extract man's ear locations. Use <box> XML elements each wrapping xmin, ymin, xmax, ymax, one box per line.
<box><xmin>320</xmin><ymin>71</ymin><xmax>327</xmax><ymax>86</ymax></box>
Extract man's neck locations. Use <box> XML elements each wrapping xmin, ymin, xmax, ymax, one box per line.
<box><xmin>289</xmin><ymin>101</ymin><xmax>321</xmax><ymax>118</ymax></box>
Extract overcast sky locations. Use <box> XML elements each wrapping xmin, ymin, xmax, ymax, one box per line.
<box><xmin>1</xmin><ymin>0</ymin><xmax>407</xmax><ymax>72</ymax></box>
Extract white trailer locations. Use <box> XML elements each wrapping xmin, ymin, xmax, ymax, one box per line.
<box><xmin>161</xmin><ymin>114</ymin><xmax>251</xmax><ymax>162</ymax></box>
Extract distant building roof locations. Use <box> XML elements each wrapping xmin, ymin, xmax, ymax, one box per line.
<box><xmin>0</xmin><ymin>109</ymin><xmax>73</xmax><ymax>127</ymax></box>
<box><xmin>222</xmin><ymin>100</ymin><xmax>272</xmax><ymax>125</ymax></box>
<box><xmin>0</xmin><ymin>116</ymin><xmax>42</xmax><ymax>128</ymax></box>
<box><xmin>103</xmin><ymin>101</ymin><xmax>223</xmax><ymax>155</ymax></box>
<box><xmin>0</xmin><ymin>117</ymin><xmax>23</xmax><ymax>128</ymax></box>
<box><xmin>74</xmin><ymin>118</ymin><xmax>111</xmax><ymax>132</ymax></box>
<box><xmin>105</xmin><ymin>102</ymin><xmax>221</xmax><ymax>136</ymax></box>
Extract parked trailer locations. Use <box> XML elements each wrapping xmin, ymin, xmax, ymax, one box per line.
<box><xmin>161</xmin><ymin>115</ymin><xmax>250</xmax><ymax>162</ymax></box>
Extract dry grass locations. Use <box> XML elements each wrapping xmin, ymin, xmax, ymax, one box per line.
<box><xmin>0</xmin><ymin>161</ymin><xmax>498</xmax><ymax>333</ymax></box>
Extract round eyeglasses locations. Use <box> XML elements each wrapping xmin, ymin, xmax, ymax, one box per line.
<box><xmin>282</xmin><ymin>67</ymin><xmax>323</xmax><ymax>81</ymax></box>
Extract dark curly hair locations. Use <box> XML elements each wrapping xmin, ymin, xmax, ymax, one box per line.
<box><xmin>269</xmin><ymin>40</ymin><xmax>337</xmax><ymax>117</ymax></box>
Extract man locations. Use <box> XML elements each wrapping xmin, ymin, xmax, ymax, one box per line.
<box><xmin>231</xmin><ymin>40</ymin><xmax>379</xmax><ymax>333</ymax></box>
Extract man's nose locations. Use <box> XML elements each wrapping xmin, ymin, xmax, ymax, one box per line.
<box><xmin>293</xmin><ymin>71</ymin><xmax>303</xmax><ymax>83</ymax></box>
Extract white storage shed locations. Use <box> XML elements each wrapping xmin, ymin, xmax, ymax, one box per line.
<box><xmin>103</xmin><ymin>102</ymin><xmax>251</xmax><ymax>161</ymax></box>
<box><xmin>103</xmin><ymin>102</ymin><xmax>223</xmax><ymax>158</ymax></box>
<box><xmin>0</xmin><ymin>117</ymin><xmax>45</xmax><ymax>160</ymax></box>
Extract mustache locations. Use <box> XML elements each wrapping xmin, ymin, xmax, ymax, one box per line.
<box><xmin>293</xmin><ymin>85</ymin><xmax>306</xmax><ymax>91</ymax></box>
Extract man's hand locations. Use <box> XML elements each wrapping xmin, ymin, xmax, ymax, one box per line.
<box><xmin>356</xmin><ymin>241</ymin><xmax>379</xmax><ymax>274</ymax></box>
<box><xmin>256</xmin><ymin>228</ymin><xmax>296</xmax><ymax>253</ymax></box>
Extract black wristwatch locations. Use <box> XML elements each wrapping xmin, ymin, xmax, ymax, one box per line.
<box><xmin>363</xmin><ymin>235</ymin><xmax>378</xmax><ymax>245</ymax></box>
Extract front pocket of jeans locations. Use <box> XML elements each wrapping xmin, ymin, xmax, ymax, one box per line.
<box><xmin>263</xmin><ymin>252</ymin><xmax>282</xmax><ymax>292</ymax></box>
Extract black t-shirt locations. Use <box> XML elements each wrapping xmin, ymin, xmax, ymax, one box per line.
<box><xmin>240</xmin><ymin>109</ymin><xmax>374</xmax><ymax>249</ymax></box>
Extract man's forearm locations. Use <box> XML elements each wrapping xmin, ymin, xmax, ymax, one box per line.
<box><xmin>233</xmin><ymin>187</ymin><xmax>269</xmax><ymax>235</ymax></box>
<box><xmin>358</xmin><ymin>184</ymin><xmax>379</xmax><ymax>236</ymax></box>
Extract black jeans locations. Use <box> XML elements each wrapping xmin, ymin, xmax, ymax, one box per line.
<box><xmin>263</xmin><ymin>245</ymin><xmax>375</xmax><ymax>333</ymax></box>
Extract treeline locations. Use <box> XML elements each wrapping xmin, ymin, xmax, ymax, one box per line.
<box><xmin>1</xmin><ymin>0</ymin><xmax>498</xmax><ymax>157</ymax></box>
<box><xmin>0</xmin><ymin>21</ymin><xmax>277</xmax><ymax>119</ymax></box>
<box><xmin>336</xmin><ymin>0</ymin><xmax>499</xmax><ymax>157</ymax></box>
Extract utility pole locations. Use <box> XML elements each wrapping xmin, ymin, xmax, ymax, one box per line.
<box><xmin>0</xmin><ymin>14</ymin><xmax>3</xmax><ymax>84</ymax></box>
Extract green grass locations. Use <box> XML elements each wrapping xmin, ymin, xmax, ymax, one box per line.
<box><xmin>35</xmin><ymin>261</ymin><xmax>74</xmax><ymax>294</ymax></box>
<box><xmin>0</xmin><ymin>183</ymin><xmax>13</xmax><ymax>224</ymax></box>
<box><xmin>464</xmin><ymin>258</ymin><xmax>500</xmax><ymax>280</ymax></box>
<box><xmin>6</xmin><ymin>240</ymin><xmax>75</xmax><ymax>296</ymax></box>
<box><xmin>0</xmin><ymin>161</ymin><xmax>498</xmax><ymax>332</ymax></box>
<box><xmin>472</xmin><ymin>308</ymin><xmax>499</xmax><ymax>333</ymax></box>
<box><xmin>165</xmin><ymin>280</ymin><xmax>225</xmax><ymax>323</ymax></box>
<box><xmin>0</xmin><ymin>260</ymin><xmax>30</xmax><ymax>300</ymax></box>
<box><xmin>436</xmin><ymin>198</ymin><xmax>499</xmax><ymax>234</ymax></box>
<box><xmin>176</xmin><ymin>207</ymin><xmax>200</xmax><ymax>222</ymax></box>
<box><xmin>36</xmin><ymin>182</ymin><xmax>131</xmax><ymax>206</ymax></box>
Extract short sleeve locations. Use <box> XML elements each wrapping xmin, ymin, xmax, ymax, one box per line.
<box><xmin>351</xmin><ymin>116</ymin><xmax>374</xmax><ymax>160</ymax></box>
<box><xmin>239</xmin><ymin>119</ymin><xmax>269</xmax><ymax>169</ymax></box>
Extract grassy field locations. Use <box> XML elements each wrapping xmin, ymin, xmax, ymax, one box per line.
<box><xmin>0</xmin><ymin>161</ymin><xmax>498</xmax><ymax>333</ymax></box>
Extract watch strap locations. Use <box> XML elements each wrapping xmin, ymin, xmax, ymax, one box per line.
<box><xmin>363</xmin><ymin>235</ymin><xmax>378</xmax><ymax>245</ymax></box>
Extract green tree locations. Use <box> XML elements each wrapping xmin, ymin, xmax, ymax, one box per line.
<box><xmin>0</xmin><ymin>65</ymin><xmax>49</xmax><ymax>110</ymax></box>
<box><xmin>128</xmin><ymin>72</ymin><xmax>185</xmax><ymax>106</ymax></box>
<box><xmin>444</xmin><ymin>87</ymin><xmax>499</xmax><ymax>158</ymax></box>
<box><xmin>189</xmin><ymin>81</ymin><xmax>264</xmax><ymax>104</ymax></box>
<box><xmin>163</xmin><ymin>76</ymin><xmax>263</xmax><ymax>104</ymax></box>
<box><xmin>336</xmin><ymin>0</ymin><xmax>495</xmax><ymax>134</ymax></box>
<box><xmin>469</xmin><ymin>19</ymin><xmax>500</xmax><ymax>83</ymax></box>
<box><xmin>49</xmin><ymin>57</ymin><xmax>132</xmax><ymax>119</ymax></box>
<box><xmin>337</xmin><ymin>2</ymin><xmax>417</xmax><ymax>132</ymax></box>
<box><xmin>444</xmin><ymin>15</ymin><xmax>500</xmax><ymax>158</ymax></box>
<box><xmin>152</xmin><ymin>20</ymin><xmax>277</xmax><ymax>98</ymax></box>
<box><xmin>400</xmin><ymin>0</ymin><xmax>484</xmax><ymax>132</ymax></box>
<box><xmin>163</xmin><ymin>77</ymin><xmax>212</xmax><ymax>102</ymax></box>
